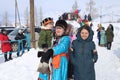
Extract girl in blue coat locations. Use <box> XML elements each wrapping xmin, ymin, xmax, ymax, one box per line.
<box><xmin>70</xmin><ymin>25</ymin><xmax>98</xmax><ymax>80</ymax></box>
<box><xmin>52</xmin><ymin>20</ymin><xmax>70</xmax><ymax>80</ymax></box>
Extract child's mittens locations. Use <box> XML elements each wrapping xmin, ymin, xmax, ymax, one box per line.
<box><xmin>41</xmin><ymin>49</ymin><xmax>53</xmax><ymax>63</ymax></box>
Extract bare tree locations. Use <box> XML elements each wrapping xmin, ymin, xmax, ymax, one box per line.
<box><xmin>39</xmin><ymin>7</ymin><xmax>43</xmax><ymax>26</ymax></box>
<box><xmin>86</xmin><ymin>0</ymin><xmax>98</xmax><ymax>19</ymax></box>
<box><xmin>24</xmin><ymin>7</ymin><xmax>30</xmax><ymax>27</ymax></box>
<box><xmin>34</xmin><ymin>6</ymin><xmax>39</xmax><ymax>26</ymax></box>
<box><xmin>2</xmin><ymin>12</ymin><xmax>11</xmax><ymax>26</ymax></box>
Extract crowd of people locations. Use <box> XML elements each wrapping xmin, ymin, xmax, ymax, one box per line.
<box><xmin>37</xmin><ymin>16</ymin><xmax>98</xmax><ymax>80</ymax></box>
<box><xmin>0</xmin><ymin>28</ymin><xmax>30</xmax><ymax>61</ymax></box>
<box><xmin>97</xmin><ymin>23</ymin><xmax>114</xmax><ymax>50</ymax></box>
<box><xmin>0</xmin><ymin>13</ymin><xmax>115</xmax><ymax>80</ymax></box>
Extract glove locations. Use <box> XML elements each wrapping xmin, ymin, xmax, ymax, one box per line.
<box><xmin>37</xmin><ymin>51</ymin><xmax>45</xmax><ymax>57</ymax></box>
<box><xmin>41</xmin><ymin>49</ymin><xmax>53</xmax><ymax>63</ymax></box>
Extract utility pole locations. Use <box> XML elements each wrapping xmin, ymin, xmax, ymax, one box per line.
<box><xmin>15</xmin><ymin>0</ymin><xmax>21</xmax><ymax>27</ymax></box>
<box><xmin>30</xmin><ymin>0</ymin><xmax>36</xmax><ymax>48</ymax></box>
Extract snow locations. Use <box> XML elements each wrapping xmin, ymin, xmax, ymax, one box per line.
<box><xmin>0</xmin><ymin>22</ymin><xmax>120</xmax><ymax>80</ymax></box>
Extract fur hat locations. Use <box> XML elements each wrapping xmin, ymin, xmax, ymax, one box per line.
<box><xmin>42</xmin><ymin>17</ymin><xmax>53</xmax><ymax>26</ymax></box>
<box><xmin>55</xmin><ymin>20</ymin><xmax>67</xmax><ymax>30</ymax></box>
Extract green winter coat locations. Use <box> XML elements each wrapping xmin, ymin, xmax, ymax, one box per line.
<box><xmin>38</xmin><ymin>28</ymin><xmax>53</xmax><ymax>48</ymax></box>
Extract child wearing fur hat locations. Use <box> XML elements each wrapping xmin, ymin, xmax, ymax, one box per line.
<box><xmin>37</xmin><ymin>17</ymin><xmax>54</xmax><ymax>80</ymax></box>
<box><xmin>38</xmin><ymin>17</ymin><xmax>54</xmax><ymax>48</ymax></box>
<box><xmin>38</xmin><ymin>20</ymin><xmax>71</xmax><ymax>80</ymax></box>
<box><xmin>51</xmin><ymin>20</ymin><xmax>70</xmax><ymax>80</ymax></box>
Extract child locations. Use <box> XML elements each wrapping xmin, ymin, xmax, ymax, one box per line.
<box><xmin>37</xmin><ymin>44</ymin><xmax>53</xmax><ymax>80</ymax></box>
<box><xmin>38</xmin><ymin>17</ymin><xmax>54</xmax><ymax>48</ymax></box>
<box><xmin>70</xmin><ymin>25</ymin><xmax>98</xmax><ymax>80</ymax></box>
<box><xmin>51</xmin><ymin>20</ymin><xmax>70</xmax><ymax>80</ymax></box>
<box><xmin>0</xmin><ymin>29</ymin><xmax>13</xmax><ymax>62</ymax></box>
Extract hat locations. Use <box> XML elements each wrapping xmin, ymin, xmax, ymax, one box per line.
<box><xmin>42</xmin><ymin>17</ymin><xmax>53</xmax><ymax>26</ymax></box>
<box><xmin>55</xmin><ymin>20</ymin><xmax>67</xmax><ymax>30</ymax></box>
<box><xmin>18</xmin><ymin>29</ymin><xmax>23</xmax><ymax>33</ymax></box>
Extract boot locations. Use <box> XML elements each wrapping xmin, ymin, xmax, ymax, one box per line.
<box><xmin>17</xmin><ymin>52</ymin><xmax>20</xmax><ymax>57</ymax></box>
<box><xmin>9</xmin><ymin>52</ymin><xmax>13</xmax><ymax>60</ymax></box>
<box><xmin>4</xmin><ymin>53</ymin><xmax>8</xmax><ymax>62</ymax></box>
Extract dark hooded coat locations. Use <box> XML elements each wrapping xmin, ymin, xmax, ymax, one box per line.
<box><xmin>70</xmin><ymin>26</ymin><xmax>98</xmax><ymax>80</ymax></box>
<box><xmin>105</xmin><ymin>27</ymin><xmax>114</xmax><ymax>42</ymax></box>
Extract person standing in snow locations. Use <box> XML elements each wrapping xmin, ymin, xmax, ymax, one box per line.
<box><xmin>37</xmin><ymin>44</ymin><xmax>52</xmax><ymax>80</ymax></box>
<box><xmin>38</xmin><ymin>17</ymin><xmax>54</xmax><ymax>48</ymax></box>
<box><xmin>105</xmin><ymin>24</ymin><xmax>114</xmax><ymax>50</ymax></box>
<box><xmin>0</xmin><ymin>29</ymin><xmax>13</xmax><ymax>62</ymax></box>
<box><xmin>15</xmin><ymin>29</ymin><xmax>26</xmax><ymax>56</ymax></box>
<box><xmin>100</xmin><ymin>27</ymin><xmax>107</xmax><ymax>47</ymax></box>
<box><xmin>97</xmin><ymin>24</ymin><xmax>102</xmax><ymax>46</ymax></box>
<box><xmin>38</xmin><ymin>20</ymin><xmax>70</xmax><ymax>80</ymax></box>
<box><xmin>70</xmin><ymin>25</ymin><xmax>98</xmax><ymax>80</ymax></box>
<box><xmin>49</xmin><ymin>20</ymin><xmax>70</xmax><ymax>80</ymax></box>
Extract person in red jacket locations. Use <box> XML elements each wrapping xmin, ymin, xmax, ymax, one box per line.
<box><xmin>0</xmin><ymin>29</ymin><xmax>12</xmax><ymax>62</ymax></box>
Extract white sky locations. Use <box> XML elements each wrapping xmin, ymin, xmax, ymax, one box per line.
<box><xmin>0</xmin><ymin>22</ymin><xmax>120</xmax><ymax>80</ymax></box>
<box><xmin>0</xmin><ymin>0</ymin><xmax>120</xmax><ymax>18</ymax></box>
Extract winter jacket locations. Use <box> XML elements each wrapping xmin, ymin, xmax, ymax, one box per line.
<box><xmin>52</xmin><ymin>36</ymin><xmax>70</xmax><ymax>80</ymax></box>
<box><xmin>105</xmin><ymin>28</ymin><xmax>114</xmax><ymax>42</ymax></box>
<box><xmin>15</xmin><ymin>33</ymin><xmax>26</xmax><ymax>46</ymax></box>
<box><xmin>100</xmin><ymin>30</ymin><xmax>107</xmax><ymax>45</ymax></box>
<box><xmin>38</xmin><ymin>26</ymin><xmax>53</xmax><ymax>48</ymax></box>
<box><xmin>70</xmin><ymin>27</ymin><xmax>98</xmax><ymax>80</ymax></box>
<box><xmin>0</xmin><ymin>33</ymin><xmax>12</xmax><ymax>53</ymax></box>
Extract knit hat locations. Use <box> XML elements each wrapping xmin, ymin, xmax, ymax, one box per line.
<box><xmin>18</xmin><ymin>29</ymin><xmax>23</xmax><ymax>33</ymax></box>
<box><xmin>55</xmin><ymin>20</ymin><xmax>67</xmax><ymax>31</ymax></box>
<box><xmin>1</xmin><ymin>28</ymin><xmax>7</xmax><ymax>33</ymax></box>
<box><xmin>42</xmin><ymin>17</ymin><xmax>53</xmax><ymax>26</ymax></box>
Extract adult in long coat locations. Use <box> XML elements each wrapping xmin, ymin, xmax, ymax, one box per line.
<box><xmin>0</xmin><ymin>29</ymin><xmax>12</xmax><ymax>61</ymax></box>
<box><xmin>70</xmin><ymin>25</ymin><xmax>98</xmax><ymax>80</ymax></box>
<box><xmin>105</xmin><ymin>25</ymin><xmax>114</xmax><ymax>50</ymax></box>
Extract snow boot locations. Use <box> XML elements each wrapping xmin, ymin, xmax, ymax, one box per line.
<box><xmin>4</xmin><ymin>54</ymin><xmax>9</xmax><ymax>62</ymax></box>
<box><xmin>9</xmin><ymin>53</ymin><xmax>13</xmax><ymax>60</ymax></box>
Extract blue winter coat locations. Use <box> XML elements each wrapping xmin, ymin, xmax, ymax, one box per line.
<box><xmin>70</xmin><ymin>27</ymin><xmax>98</xmax><ymax>80</ymax></box>
<box><xmin>52</xmin><ymin>36</ymin><xmax>70</xmax><ymax>80</ymax></box>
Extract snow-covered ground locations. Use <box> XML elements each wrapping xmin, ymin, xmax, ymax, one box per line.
<box><xmin>0</xmin><ymin>22</ymin><xmax>120</xmax><ymax>80</ymax></box>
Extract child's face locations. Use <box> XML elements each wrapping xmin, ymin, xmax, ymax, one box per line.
<box><xmin>80</xmin><ymin>29</ymin><xmax>89</xmax><ymax>40</ymax></box>
<box><xmin>55</xmin><ymin>26</ymin><xmax>65</xmax><ymax>37</ymax></box>
<box><xmin>46</xmin><ymin>23</ymin><xmax>54</xmax><ymax>29</ymax></box>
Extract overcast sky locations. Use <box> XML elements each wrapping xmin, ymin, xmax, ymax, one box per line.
<box><xmin>0</xmin><ymin>0</ymin><xmax>120</xmax><ymax>22</ymax></box>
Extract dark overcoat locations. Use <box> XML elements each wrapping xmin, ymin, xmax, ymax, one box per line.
<box><xmin>105</xmin><ymin>28</ymin><xmax>114</xmax><ymax>42</ymax></box>
<box><xmin>70</xmin><ymin>27</ymin><xmax>98</xmax><ymax>80</ymax></box>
